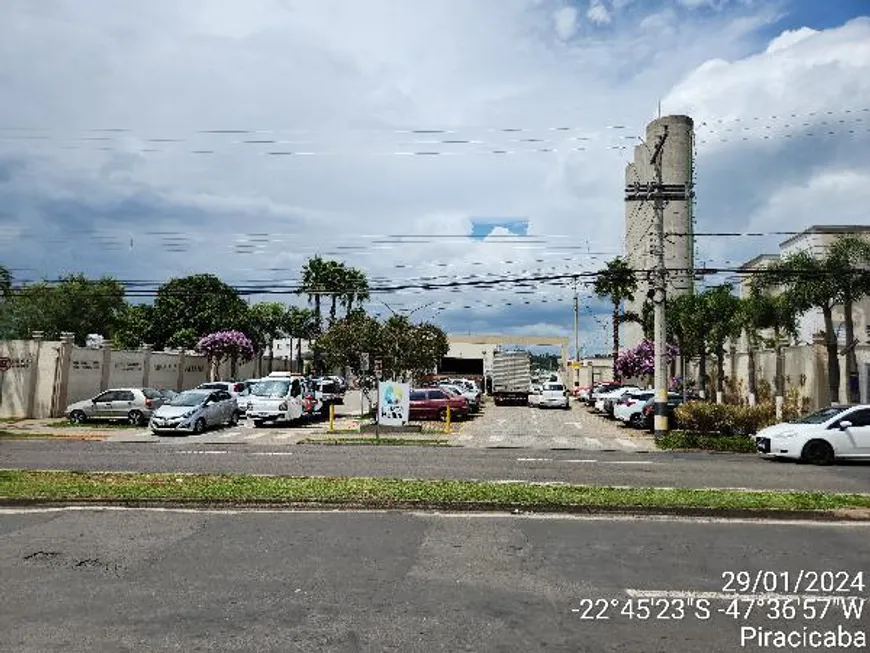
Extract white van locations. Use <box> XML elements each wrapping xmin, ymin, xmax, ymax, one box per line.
<box><xmin>245</xmin><ymin>376</ymin><xmax>306</xmax><ymax>427</ymax></box>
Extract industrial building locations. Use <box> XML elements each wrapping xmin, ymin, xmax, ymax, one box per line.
<box><xmin>623</xmin><ymin>114</ymin><xmax>696</xmax><ymax>347</ymax></box>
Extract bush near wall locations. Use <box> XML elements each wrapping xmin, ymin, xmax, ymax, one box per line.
<box><xmin>656</xmin><ymin>431</ymin><xmax>758</xmax><ymax>453</ymax></box>
<box><xmin>674</xmin><ymin>402</ymin><xmax>775</xmax><ymax>437</ymax></box>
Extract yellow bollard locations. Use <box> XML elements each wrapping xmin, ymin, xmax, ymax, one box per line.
<box><xmin>329</xmin><ymin>403</ymin><xmax>335</xmax><ymax>432</ymax></box>
<box><xmin>445</xmin><ymin>405</ymin><xmax>451</xmax><ymax>434</ymax></box>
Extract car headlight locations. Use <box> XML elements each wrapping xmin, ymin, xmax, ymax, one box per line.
<box><xmin>181</xmin><ymin>410</ymin><xmax>197</xmax><ymax>420</ymax></box>
<box><xmin>774</xmin><ymin>431</ymin><xmax>797</xmax><ymax>439</ymax></box>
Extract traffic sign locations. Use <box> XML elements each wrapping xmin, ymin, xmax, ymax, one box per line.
<box><xmin>0</xmin><ymin>357</ymin><xmax>10</xmax><ymax>372</ymax></box>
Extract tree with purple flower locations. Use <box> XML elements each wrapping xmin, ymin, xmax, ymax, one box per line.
<box><xmin>196</xmin><ymin>330</ymin><xmax>255</xmax><ymax>381</ymax></box>
<box><xmin>615</xmin><ymin>339</ymin><xmax>679</xmax><ymax>382</ymax></box>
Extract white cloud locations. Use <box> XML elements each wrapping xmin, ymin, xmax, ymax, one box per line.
<box><xmin>554</xmin><ymin>6</ymin><xmax>578</xmax><ymax>40</ymax></box>
<box><xmin>587</xmin><ymin>1</ymin><xmax>612</xmax><ymax>25</ymax></box>
<box><xmin>0</xmin><ymin>1</ymin><xmax>867</xmax><ymax>342</ymax></box>
<box><xmin>765</xmin><ymin>26</ymin><xmax>817</xmax><ymax>53</ymax></box>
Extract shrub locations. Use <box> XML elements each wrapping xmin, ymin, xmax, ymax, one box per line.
<box><xmin>674</xmin><ymin>401</ymin><xmax>777</xmax><ymax>436</ymax></box>
<box><xmin>756</xmin><ymin>378</ymin><xmax>772</xmax><ymax>404</ymax></box>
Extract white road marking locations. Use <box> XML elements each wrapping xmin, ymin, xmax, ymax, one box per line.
<box><xmin>616</xmin><ymin>438</ymin><xmax>639</xmax><ymax>449</ymax></box>
<box><xmin>174</xmin><ymin>450</ymin><xmax>228</xmax><ymax>455</ymax></box>
<box><xmin>561</xmin><ymin>460</ymin><xmax>657</xmax><ymax>465</ymax></box>
<box><xmin>562</xmin><ymin>459</ymin><xmax>598</xmax><ymax>463</ymax></box>
<box><xmin>565</xmin><ymin>422</ymin><xmax>584</xmax><ymax>430</ymax></box>
<box><xmin>249</xmin><ymin>452</ymin><xmax>294</xmax><ymax>457</ymax></box>
<box><xmin>489</xmin><ymin>435</ymin><xmax>505</xmax><ymax>443</ymax></box>
<box><xmin>516</xmin><ymin>457</ymin><xmax>552</xmax><ymax>462</ymax></box>
<box><xmin>243</xmin><ymin>433</ymin><xmax>268</xmax><ymax>441</ymax></box>
<box><xmin>553</xmin><ymin>437</ymin><xmax>570</xmax><ymax>446</ymax></box>
<box><xmin>582</xmin><ymin>437</ymin><xmax>602</xmax><ymax>448</ymax></box>
<box><xmin>273</xmin><ymin>433</ymin><xmax>300</xmax><ymax>441</ymax></box>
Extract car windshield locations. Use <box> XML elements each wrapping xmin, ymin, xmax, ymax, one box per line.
<box><xmin>252</xmin><ymin>380</ymin><xmax>290</xmax><ymax>397</ymax></box>
<box><xmin>544</xmin><ymin>384</ymin><xmax>564</xmax><ymax>391</ymax></box>
<box><xmin>168</xmin><ymin>391</ymin><xmax>208</xmax><ymax>407</ymax></box>
<box><xmin>143</xmin><ymin>388</ymin><xmax>163</xmax><ymax>399</ymax></box>
<box><xmin>198</xmin><ymin>383</ymin><xmax>226</xmax><ymax>390</ymax></box>
<box><xmin>788</xmin><ymin>407</ymin><xmax>846</xmax><ymax>424</ymax></box>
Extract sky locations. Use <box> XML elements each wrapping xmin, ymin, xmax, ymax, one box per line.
<box><xmin>1</xmin><ymin>0</ymin><xmax>869</xmax><ymax>356</ymax></box>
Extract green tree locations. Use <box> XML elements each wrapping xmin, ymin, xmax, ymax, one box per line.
<box><xmin>285</xmin><ymin>306</ymin><xmax>318</xmax><ymax>374</ymax></box>
<box><xmin>315</xmin><ymin>310</ymin><xmax>382</xmax><ymax>377</ymax></box>
<box><xmin>827</xmin><ymin>237</ymin><xmax>870</xmax><ymax>403</ymax></box>
<box><xmin>701</xmin><ymin>284</ymin><xmax>741</xmax><ymax>399</ymax></box>
<box><xmin>112</xmin><ymin>303</ymin><xmax>156</xmax><ymax>350</ymax></box>
<box><xmin>0</xmin><ymin>265</ymin><xmax>10</xmax><ymax>299</ymax></box>
<box><xmin>152</xmin><ymin>274</ymin><xmax>248</xmax><ymax>350</ymax></box>
<box><xmin>759</xmin><ymin>251</ymin><xmax>841</xmax><ymax>404</ymax></box>
<box><xmin>248</xmin><ymin>301</ymin><xmax>288</xmax><ymax>373</ymax></box>
<box><xmin>665</xmin><ymin>293</ymin><xmax>706</xmax><ymax>396</ymax></box>
<box><xmin>340</xmin><ymin>267</ymin><xmax>370</xmax><ymax>318</ymax></box>
<box><xmin>593</xmin><ymin>257</ymin><xmax>638</xmax><ymax>379</ymax></box>
<box><xmin>4</xmin><ymin>274</ymin><xmax>126</xmax><ymax>345</ymax></box>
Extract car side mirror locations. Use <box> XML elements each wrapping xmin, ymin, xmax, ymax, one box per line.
<box><xmin>839</xmin><ymin>420</ymin><xmax>852</xmax><ymax>430</ymax></box>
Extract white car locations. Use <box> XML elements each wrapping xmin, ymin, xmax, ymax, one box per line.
<box><xmin>613</xmin><ymin>391</ymin><xmax>655</xmax><ymax>426</ymax></box>
<box><xmin>538</xmin><ymin>382</ymin><xmax>570</xmax><ymax>409</ymax></box>
<box><xmin>594</xmin><ymin>386</ymin><xmax>641</xmax><ymax>413</ymax></box>
<box><xmin>756</xmin><ymin>404</ymin><xmax>870</xmax><ymax>465</ymax></box>
<box><xmin>528</xmin><ymin>384</ymin><xmax>542</xmax><ymax>407</ymax></box>
<box><xmin>150</xmin><ymin>388</ymin><xmax>238</xmax><ymax>435</ymax></box>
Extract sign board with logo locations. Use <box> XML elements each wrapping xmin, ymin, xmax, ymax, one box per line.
<box><xmin>377</xmin><ymin>381</ymin><xmax>410</xmax><ymax>426</ymax></box>
<box><xmin>360</xmin><ymin>352</ymin><xmax>370</xmax><ymax>372</ymax></box>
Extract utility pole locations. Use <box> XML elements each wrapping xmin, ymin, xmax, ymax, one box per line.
<box><xmin>651</xmin><ymin>125</ymin><xmax>669</xmax><ymax>438</ymax></box>
<box><xmin>572</xmin><ymin>276</ymin><xmax>579</xmax><ymax>361</ymax></box>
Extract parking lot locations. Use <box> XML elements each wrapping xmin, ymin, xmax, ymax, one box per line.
<box><xmin>98</xmin><ymin>391</ymin><xmax>655</xmax><ymax>451</ymax></box>
<box><xmin>455</xmin><ymin>400</ymin><xmax>656</xmax><ymax>451</ymax></box>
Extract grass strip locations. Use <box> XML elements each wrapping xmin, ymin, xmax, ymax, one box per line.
<box><xmin>656</xmin><ymin>431</ymin><xmax>756</xmax><ymax>453</ymax></box>
<box><xmin>303</xmin><ymin>437</ymin><xmax>451</xmax><ymax>446</ymax></box>
<box><xmin>0</xmin><ymin>431</ymin><xmax>105</xmax><ymax>440</ymax></box>
<box><xmin>45</xmin><ymin>421</ymin><xmax>135</xmax><ymax>430</ymax></box>
<box><xmin>2</xmin><ymin>470</ymin><xmax>869</xmax><ymax>514</ymax></box>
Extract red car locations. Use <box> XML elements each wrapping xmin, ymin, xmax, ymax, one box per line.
<box><xmin>409</xmin><ymin>388</ymin><xmax>469</xmax><ymax>421</ymax></box>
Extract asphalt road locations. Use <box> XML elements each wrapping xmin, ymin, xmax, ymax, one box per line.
<box><xmin>1</xmin><ymin>508</ymin><xmax>867</xmax><ymax>652</ymax></box>
<box><xmin>3</xmin><ymin>440</ymin><xmax>870</xmax><ymax>492</ymax></box>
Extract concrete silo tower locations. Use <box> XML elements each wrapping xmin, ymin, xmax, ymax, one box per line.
<box><xmin>623</xmin><ymin>115</ymin><xmax>695</xmax><ymax>347</ymax></box>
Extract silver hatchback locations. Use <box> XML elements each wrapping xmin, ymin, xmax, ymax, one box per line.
<box><xmin>66</xmin><ymin>388</ymin><xmax>166</xmax><ymax>426</ymax></box>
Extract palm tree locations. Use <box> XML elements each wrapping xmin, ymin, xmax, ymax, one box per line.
<box><xmin>341</xmin><ymin>267</ymin><xmax>370</xmax><ymax>318</ymax></box>
<box><xmin>827</xmin><ymin>237</ymin><xmax>870</xmax><ymax>403</ymax></box>
<box><xmin>324</xmin><ymin>260</ymin><xmax>348</xmax><ymax>325</ymax></box>
<box><xmin>298</xmin><ymin>256</ymin><xmax>331</xmax><ymax>333</ymax></box>
<box><xmin>593</xmin><ymin>257</ymin><xmax>638</xmax><ymax>379</ymax></box>
<box><xmin>701</xmin><ymin>285</ymin><xmax>742</xmax><ymax>401</ymax></box>
<box><xmin>285</xmin><ymin>306</ymin><xmax>317</xmax><ymax>374</ymax></box>
<box><xmin>760</xmin><ymin>251</ymin><xmax>841</xmax><ymax>405</ymax></box>
<box><xmin>248</xmin><ymin>302</ymin><xmax>288</xmax><ymax>373</ymax></box>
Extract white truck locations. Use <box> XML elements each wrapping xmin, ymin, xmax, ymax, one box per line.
<box><xmin>491</xmin><ymin>350</ymin><xmax>532</xmax><ymax>406</ymax></box>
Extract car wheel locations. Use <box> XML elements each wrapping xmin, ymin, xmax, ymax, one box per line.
<box><xmin>628</xmin><ymin>414</ymin><xmax>642</xmax><ymax>428</ymax></box>
<box><xmin>193</xmin><ymin>418</ymin><xmax>206</xmax><ymax>434</ymax></box>
<box><xmin>438</xmin><ymin>408</ymin><xmax>449</xmax><ymax>422</ymax></box>
<box><xmin>801</xmin><ymin>440</ymin><xmax>835</xmax><ymax>466</ymax></box>
<box><xmin>229</xmin><ymin>411</ymin><xmax>240</xmax><ymax>426</ymax></box>
<box><xmin>127</xmin><ymin>410</ymin><xmax>145</xmax><ymax>426</ymax></box>
<box><xmin>253</xmin><ymin>420</ymin><xmax>265</xmax><ymax>428</ymax></box>
<box><xmin>68</xmin><ymin>410</ymin><xmax>87</xmax><ymax>424</ymax></box>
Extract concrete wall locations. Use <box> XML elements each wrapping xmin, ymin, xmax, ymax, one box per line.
<box><xmin>684</xmin><ymin>340</ymin><xmax>870</xmax><ymax>410</ymax></box>
<box><xmin>0</xmin><ymin>336</ymin><xmax>268</xmax><ymax>419</ymax></box>
<box><xmin>566</xmin><ymin>358</ymin><xmax>614</xmax><ymax>388</ymax></box>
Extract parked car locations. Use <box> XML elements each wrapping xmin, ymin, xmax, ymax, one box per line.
<box><xmin>156</xmin><ymin>388</ymin><xmax>178</xmax><ymax>401</ymax></box>
<box><xmin>66</xmin><ymin>388</ymin><xmax>167</xmax><ymax>426</ymax></box>
<box><xmin>196</xmin><ymin>381</ymin><xmax>247</xmax><ymax>396</ymax></box>
<box><xmin>408</xmin><ymin>388</ymin><xmax>469</xmax><ymax>421</ymax></box>
<box><xmin>587</xmin><ymin>382</ymin><xmax>623</xmax><ymax>406</ymax></box>
<box><xmin>639</xmin><ymin>394</ymin><xmax>686</xmax><ymax>432</ymax></box>
<box><xmin>595</xmin><ymin>386</ymin><xmax>640</xmax><ymax>413</ymax></box>
<box><xmin>613</xmin><ymin>391</ymin><xmax>655</xmax><ymax>427</ymax></box>
<box><xmin>574</xmin><ymin>385</ymin><xmax>591</xmax><ymax>400</ymax></box>
<box><xmin>756</xmin><ymin>404</ymin><xmax>870</xmax><ymax>465</ymax></box>
<box><xmin>150</xmin><ymin>388</ymin><xmax>238</xmax><ymax>435</ymax></box>
<box><xmin>528</xmin><ymin>384</ymin><xmax>542</xmax><ymax>407</ymax></box>
<box><xmin>245</xmin><ymin>376</ymin><xmax>306</xmax><ymax>427</ymax></box>
<box><xmin>538</xmin><ymin>382</ymin><xmax>570</xmax><ymax>409</ymax></box>
<box><xmin>234</xmin><ymin>379</ymin><xmax>264</xmax><ymax>416</ymax></box>
<box><xmin>311</xmin><ymin>377</ymin><xmax>345</xmax><ymax>413</ymax></box>
<box><xmin>601</xmin><ymin>386</ymin><xmax>643</xmax><ymax>417</ymax></box>
<box><xmin>439</xmin><ymin>382</ymin><xmax>481</xmax><ymax>412</ymax></box>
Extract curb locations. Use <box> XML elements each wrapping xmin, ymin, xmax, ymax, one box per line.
<box><xmin>1</xmin><ymin>497</ymin><xmax>869</xmax><ymax>522</ymax></box>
